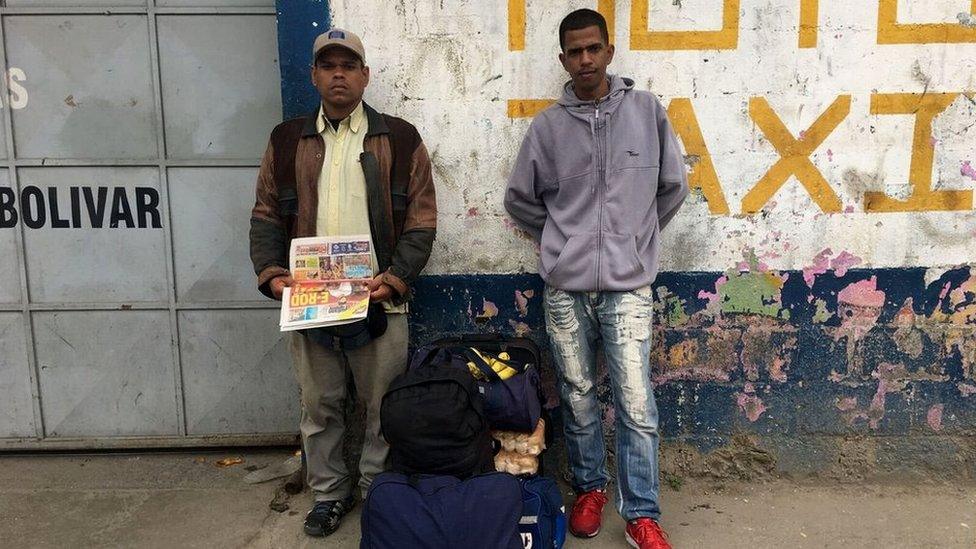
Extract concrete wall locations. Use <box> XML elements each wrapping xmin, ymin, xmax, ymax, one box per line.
<box><xmin>277</xmin><ymin>0</ymin><xmax>976</xmax><ymax>479</ymax></box>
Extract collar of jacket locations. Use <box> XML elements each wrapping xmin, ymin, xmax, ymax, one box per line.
<box><xmin>300</xmin><ymin>101</ymin><xmax>390</xmax><ymax>138</ymax></box>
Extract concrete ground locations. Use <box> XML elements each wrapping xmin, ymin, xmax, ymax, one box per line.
<box><xmin>2</xmin><ymin>449</ymin><xmax>975</xmax><ymax>549</ymax></box>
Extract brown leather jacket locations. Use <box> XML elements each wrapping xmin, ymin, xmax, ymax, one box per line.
<box><xmin>249</xmin><ymin>102</ymin><xmax>437</xmax><ymax>302</ymax></box>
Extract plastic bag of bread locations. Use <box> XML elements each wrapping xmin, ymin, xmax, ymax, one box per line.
<box><xmin>494</xmin><ymin>450</ymin><xmax>539</xmax><ymax>475</ymax></box>
<box><xmin>491</xmin><ymin>418</ymin><xmax>546</xmax><ymax>456</ymax></box>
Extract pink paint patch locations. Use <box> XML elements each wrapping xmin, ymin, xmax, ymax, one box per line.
<box><xmin>769</xmin><ymin>358</ymin><xmax>788</xmax><ymax>383</ymax></box>
<box><xmin>735</xmin><ymin>260</ymin><xmax>769</xmax><ymax>272</ymax></box>
<box><xmin>736</xmin><ymin>393</ymin><xmax>767</xmax><ymax>422</ymax></box>
<box><xmin>803</xmin><ymin>248</ymin><xmax>832</xmax><ymax>288</ymax></box>
<box><xmin>838</xmin><ymin>276</ymin><xmax>885</xmax><ymax>308</ymax></box>
<box><xmin>476</xmin><ymin>298</ymin><xmax>498</xmax><ymax>320</ymax></box>
<box><xmin>963</xmin><ymin>161</ymin><xmax>976</xmax><ymax>181</ymax></box>
<box><xmin>959</xmin><ymin>383</ymin><xmax>976</xmax><ymax>397</ymax></box>
<box><xmin>827</xmin><ymin>148</ymin><xmax>834</xmax><ymax>162</ymax></box>
<box><xmin>927</xmin><ymin>404</ymin><xmax>944</xmax><ymax>432</ymax></box>
<box><xmin>698</xmin><ymin>289</ymin><xmax>718</xmax><ymax>302</ymax></box>
<box><xmin>844</xmin><ymin>205</ymin><xmax>855</xmax><ymax>213</ymax></box>
<box><xmin>836</xmin><ymin>397</ymin><xmax>858</xmax><ymax>411</ymax></box>
<box><xmin>466</xmin><ymin>207</ymin><xmax>479</xmax><ymax>217</ymax></box>
<box><xmin>939</xmin><ymin>282</ymin><xmax>951</xmax><ymax>300</ymax></box>
<box><xmin>895</xmin><ymin>298</ymin><xmax>915</xmax><ymax>324</ymax></box>
<box><xmin>868</xmin><ymin>379</ymin><xmax>889</xmax><ymax>429</ymax></box>
<box><xmin>515</xmin><ymin>290</ymin><xmax>529</xmax><ymax>317</ymax></box>
<box><xmin>744</xmin><ymin>382</ymin><xmax>756</xmax><ymax>394</ymax></box>
<box><xmin>830</xmin><ymin>251</ymin><xmax>862</xmax><ymax>277</ymax></box>
<box><xmin>698</xmin><ymin>276</ymin><xmax>728</xmax><ymax>308</ymax></box>
<box><xmin>507</xmin><ymin>319</ymin><xmax>532</xmax><ymax>337</ymax></box>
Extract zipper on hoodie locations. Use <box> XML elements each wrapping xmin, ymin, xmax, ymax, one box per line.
<box><xmin>594</xmin><ymin>101</ymin><xmax>606</xmax><ymax>292</ymax></box>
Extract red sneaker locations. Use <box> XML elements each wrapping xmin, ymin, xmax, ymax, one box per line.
<box><xmin>625</xmin><ymin>518</ymin><xmax>672</xmax><ymax>549</ymax></box>
<box><xmin>568</xmin><ymin>489</ymin><xmax>609</xmax><ymax>538</ymax></box>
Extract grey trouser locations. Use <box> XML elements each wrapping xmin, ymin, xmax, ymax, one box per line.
<box><xmin>290</xmin><ymin>314</ymin><xmax>408</xmax><ymax>501</ymax></box>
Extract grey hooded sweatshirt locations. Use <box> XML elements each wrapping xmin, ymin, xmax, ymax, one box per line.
<box><xmin>504</xmin><ymin>74</ymin><xmax>689</xmax><ymax>292</ymax></box>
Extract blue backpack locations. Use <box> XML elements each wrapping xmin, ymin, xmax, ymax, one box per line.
<box><xmin>361</xmin><ymin>472</ymin><xmax>524</xmax><ymax>549</ymax></box>
<box><xmin>519</xmin><ymin>477</ymin><xmax>567</xmax><ymax>549</ymax></box>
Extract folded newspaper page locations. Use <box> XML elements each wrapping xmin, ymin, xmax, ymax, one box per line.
<box><xmin>279</xmin><ymin>235</ymin><xmax>373</xmax><ymax>332</ymax></box>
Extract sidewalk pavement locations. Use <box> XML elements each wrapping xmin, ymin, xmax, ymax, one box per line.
<box><xmin>2</xmin><ymin>449</ymin><xmax>974</xmax><ymax>548</ymax></box>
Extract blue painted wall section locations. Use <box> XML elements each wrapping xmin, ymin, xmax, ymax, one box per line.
<box><xmin>275</xmin><ymin>0</ymin><xmax>330</xmax><ymax>119</ymax></box>
<box><xmin>410</xmin><ymin>267</ymin><xmax>976</xmax><ymax>478</ymax></box>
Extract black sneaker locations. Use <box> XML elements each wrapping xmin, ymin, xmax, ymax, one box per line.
<box><xmin>303</xmin><ymin>496</ymin><xmax>356</xmax><ymax>537</ymax></box>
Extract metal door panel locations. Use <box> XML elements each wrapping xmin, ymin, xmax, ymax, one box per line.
<box><xmin>20</xmin><ymin>167</ymin><xmax>168</xmax><ymax>303</ymax></box>
<box><xmin>157</xmin><ymin>15</ymin><xmax>281</xmax><ymax>159</ymax></box>
<box><xmin>169</xmin><ymin>167</ymin><xmax>262</xmax><ymax>302</ymax></box>
<box><xmin>179</xmin><ymin>309</ymin><xmax>298</xmax><ymax>435</ymax></box>
<box><xmin>33</xmin><ymin>310</ymin><xmax>178</xmax><ymax>437</ymax></box>
<box><xmin>0</xmin><ymin>170</ymin><xmax>22</xmax><ymax>304</ymax></box>
<box><xmin>5</xmin><ymin>15</ymin><xmax>157</xmax><ymax>159</ymax></box>
<box><xmin>0</xmin><ymin>313</ymin><xmax>35</xmax><ymax>438</ymax></box>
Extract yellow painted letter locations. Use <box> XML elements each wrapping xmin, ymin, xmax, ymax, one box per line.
<box><xmin>742</xmin><ymin>96</ymin><xmax>849</xmax><ymax>214</ymax></box>
<box><xmin>864</xmin><ymin>93</ymin><xmax>972</xmax><ymax>212</ymax></box>
<box><xmin>667</xmin><ymin>98</ymin><xmax>730</xmax><ymax>214</ymax></box>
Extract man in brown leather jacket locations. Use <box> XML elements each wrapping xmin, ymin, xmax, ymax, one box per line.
<box><xmin>249</xmin><ymin>28</ymin><xmax>436</xmax><ymax>538</ymax></box>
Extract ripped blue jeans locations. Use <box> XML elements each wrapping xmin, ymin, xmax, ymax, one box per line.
<box><xmin>544</xmin><ymin>285</ymin><xmax>660</xmax><ymax>521</ymax></box>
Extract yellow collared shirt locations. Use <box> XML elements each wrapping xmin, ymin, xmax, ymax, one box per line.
<box><xmin>315</xmin><ymin>102</ymin><xmax>405</xmax><ymax>313</ymax></box>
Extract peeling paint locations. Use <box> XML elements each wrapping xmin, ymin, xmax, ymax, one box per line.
<box><xmin>868</xmin><ymin>363</ymin><xmax>906</xmax><ymax>429</ymax></box>
<box><xmin>927</xmin><ymin>404</ymin><xmax>944</xmax><ymax>432</ymax></box>
<box><xmin>475</xmin><ymin>298</ymin><xmax>498</xmax><ymax>321</ymax></box>
<box><xmin>830</xmin><ymin>251</ymin><xmax>862</xmax><ymax>277</ymax></box>
<box><xmin>655</xmin><ymin>286</ymin><xmax>689</xmax><ymax>326</ymax></box>
<box><xmin>838</xmin><ymin>276</ymin><xmax>885</xmax><ymax>309</ymax></box>
<box><xmin>514</xmin><ymin>290</ymin><xmax>529</xmax><ymax>317</ymax></box>
<box><xmin>719</xmin><ymin>270</ymin><xmax>789</xmax><ymax>318</ymax></box>
<box><xmin>962</xmin><ymin>161</ymin><xmax>976</xmax><ymax>181</ymax></box>
<box><xmin>736</xmin><ymin>392</ymin><xmax>767</xmax><ymax>422</ymax></box>
<box><xmin>803</xmin><ymin>249</ymin><xmax>861</xmax><ymax>286</ymax></box>
<box><xmin>711</xmin><ymin>252</ymin><xmax>790</xmax><ymax>319</ymax></box>
<box><xmin>507</xmin><ymin>319</ymin><xmax>531</xmax><ymax>337</ymax></box>
<box><xmin>925</xmin><ymin>267</ymin><xmax>951</xmax><ymax>287</ymax></box>
<box><xmin>812</xmin><ymin>298</ymin><xmax>832</xmax><ymax>323</ymax></box>
<box><xmin>803</xmin><ymin>248</ymin><xmax>832</xmax><ymax>287</ymax></box>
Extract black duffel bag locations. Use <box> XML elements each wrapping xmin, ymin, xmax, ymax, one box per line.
<box><xmin>380</xmin><ymin>349</ymin><xmax>495</xmax><ymax>479</ymax></box>
<box><xmin>411</xmin><ymin>335</ymin><xmax>543</xmax><ymax>433</ymax></box>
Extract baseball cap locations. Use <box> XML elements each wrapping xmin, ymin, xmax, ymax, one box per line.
<box><xmin>313</xmin><ymin>28</ymin><xmax>366</xmax><ymax>64</ymax></box>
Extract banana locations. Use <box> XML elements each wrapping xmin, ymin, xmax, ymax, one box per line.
<box><xmin>467</xmin><ymin>362</ymin><xmax>486</xmax><ymax>381</ymax></box>
<box><xmin>468</xmin><ymin>348</ymin><xmax>519</xmax><ymax>380</ymax></box>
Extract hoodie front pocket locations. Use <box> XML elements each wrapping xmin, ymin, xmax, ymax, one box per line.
<box><xmin>544</xmin><ymin>233</ymin><xmax>596</xmax><ymax>287</ymax></box>
<box><xmin>603</xmin><ymin>232</ymin><xmax>644</xmax><ymax>282</ymax></box>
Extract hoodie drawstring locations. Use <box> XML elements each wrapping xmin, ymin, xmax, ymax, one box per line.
<box><xmin>604</xmin><ymin>111</ymin><xmax>611</xmax><ymax>191</ymax></box>
<box><xmin>591</xmin><ymin>106</ymin><xmax>598</xmax><ymax>194</ymax></box>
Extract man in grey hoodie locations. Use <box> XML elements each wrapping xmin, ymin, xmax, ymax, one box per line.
<box><xmin>504</xmin><ymin>9</ymin><xmax>687</xmax><ymax>549</ymax></box>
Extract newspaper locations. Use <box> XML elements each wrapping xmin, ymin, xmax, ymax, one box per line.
<box><xmin>279</xmin><ymin>235</ymin><xmax>373</xmax><ymax>332</ymax></box>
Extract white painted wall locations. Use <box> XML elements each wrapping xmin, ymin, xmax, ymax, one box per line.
<box><xmin>330</xmin><ymin>0</ymin><xmax>976</xmax><ymax>274</ymax></box>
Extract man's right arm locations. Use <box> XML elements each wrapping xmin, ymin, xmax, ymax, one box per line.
<box><xmin>249</xmin><ymin>138</ymin><xmax>291</xmax><ymax>300</ymax></box>
<box><xmin>503</xmin><ymin>129</ymin><xmax>547</xmax><ymax>241</ymax></box>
